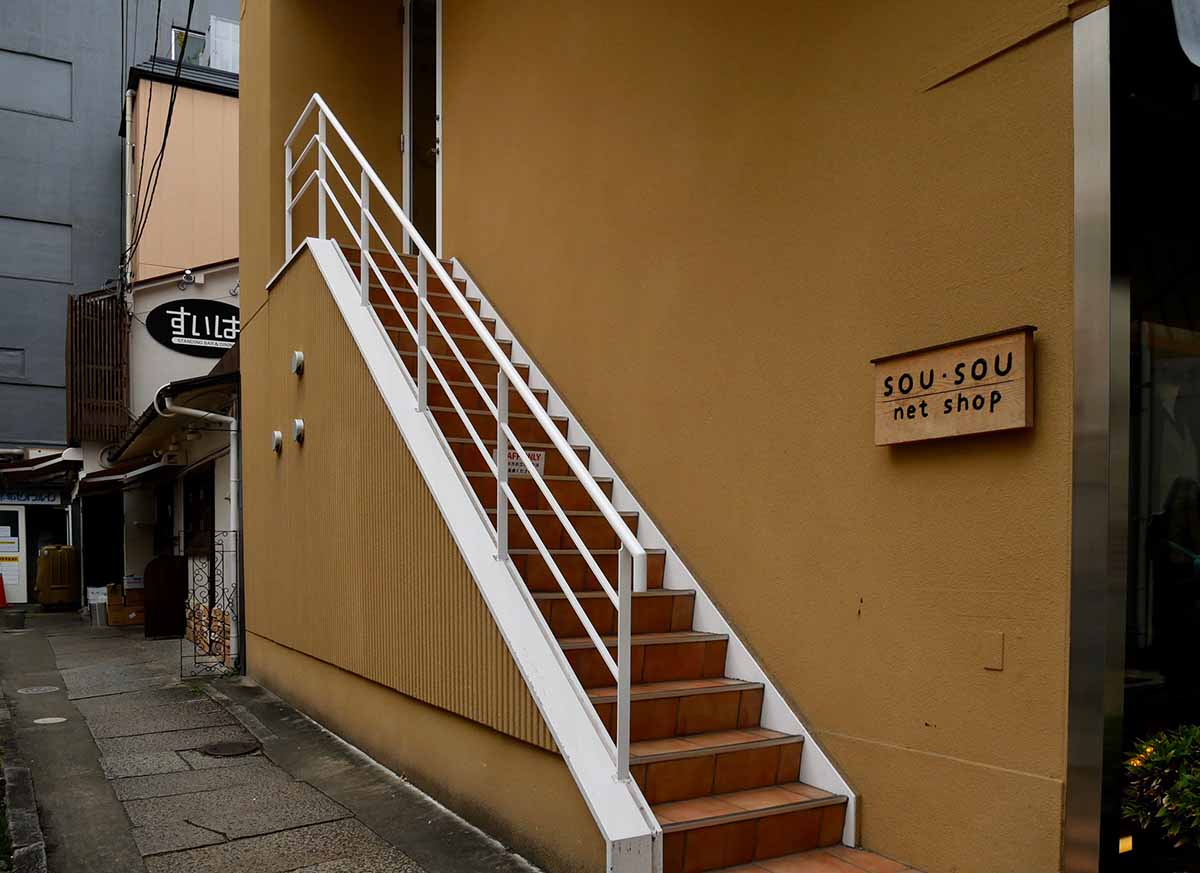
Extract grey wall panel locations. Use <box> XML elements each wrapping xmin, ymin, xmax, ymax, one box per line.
<box><xmin>0</xmin><ymin>0</ymin><xmax>239</xmax><ymax>447</ymax></box>
<box><xmin>0</xmin><ymin>217</ymin><xmax>71</xmax><ymax>283</ymax></box>
<box><xmin>0</xmin><ymin>49</ymin><xmax>71</xmax><ymax>119</ymax></box>
<box><xmin>0</xmin><ymin>383</ymin><xmax>68</xmax><ymax>447</ymax></box>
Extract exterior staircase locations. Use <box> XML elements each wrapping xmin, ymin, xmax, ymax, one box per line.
<box><xmin>349</xmin><ymin>247</ymin><xmax>850</xmax><ymax>873</ymax></box>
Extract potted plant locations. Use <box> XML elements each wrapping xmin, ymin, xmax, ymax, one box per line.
<box><xmin>1124</xmin><ymin>725</ymin><xmax>1200</xmax><ymax>867</ymax></box>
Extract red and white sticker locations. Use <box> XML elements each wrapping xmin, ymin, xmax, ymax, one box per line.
<box><xmin>506</xmin><ymin>448</ymin><xmax>546</xmax><ymax>477</ymax></box>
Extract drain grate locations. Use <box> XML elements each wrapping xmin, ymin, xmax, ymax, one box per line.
<box><xmin>17</xmin><ymin>686</ymin><xmax>59</xmax><ymax>695</ymax></box>
<box><xmin>197</xmin><ymin>739</ymin><xmax>260</xmax><ymax>757</ymax></box>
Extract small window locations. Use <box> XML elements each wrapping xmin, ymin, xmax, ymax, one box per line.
<box><xmin>170</xmin><ymin>28</ymin><xmax>205</xmax><ymax>65</ymax></box>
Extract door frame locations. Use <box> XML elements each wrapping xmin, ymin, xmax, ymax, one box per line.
<box><xmin>402</xmin><ymin>0</ymin><xmax>443</xmax><ymax>257</ymax></box>
<box><xmin>1064</xmin><ymin>5</ymin><xmax>1121</xmax><ymax>872</ymax></box>
<box><xmin>0</xmin><ymin>504</ymin><xmax>28</xmax><ymax>604</ymax></box>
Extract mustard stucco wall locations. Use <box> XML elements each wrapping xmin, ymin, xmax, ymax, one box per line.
<box><xmin>133</xmin><ymin>79</ymin><xmax>238</xmax><ymax>281</ymax></box>
<box><xmin>437</xmin><ymin>2</ymin><xmax>1092</xmax><ymax>872</ymax></box>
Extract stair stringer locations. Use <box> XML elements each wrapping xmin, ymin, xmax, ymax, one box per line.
<box><xmin>278</xmin><ymin>238</ymin><xmax>661</xmax><ymax>873</ymax></box>
<box><xmin>450</xmin><ymin>257</ymin><xmax>860</xmax><ymax>846</ymax></box>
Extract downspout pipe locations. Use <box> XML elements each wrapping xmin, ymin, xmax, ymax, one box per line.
<box><xmin>156</xmin><ymin>392</ymin><xmax>241</xmax><ymax>666</ymax></box>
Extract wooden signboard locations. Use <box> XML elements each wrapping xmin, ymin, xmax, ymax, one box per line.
<box><xmin>871</xmin><ymin>326</ymin><xmax>1036</xmax><ymax>446</ymax></box>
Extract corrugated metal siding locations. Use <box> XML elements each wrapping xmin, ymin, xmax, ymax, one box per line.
<box><xmin>242</xmin><ymin>252</ymin><xmax>554</xmax><ymax>750</ymax></box>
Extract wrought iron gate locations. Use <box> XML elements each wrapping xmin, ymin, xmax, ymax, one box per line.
<box><xmin>181</xmin><ymin>530</ymin><xmax>240</xmax><ymax>676</ymax></box>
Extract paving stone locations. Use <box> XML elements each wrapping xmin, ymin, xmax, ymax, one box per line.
<box><xmin>63</xmin><ymin>671</ymin><xmax>178</xmax><ymax>700</ymax></box>
<box><xmin>12</xmin><ymin>840</ymin><xmax>47</xmax><ymax>873</ymax></box>
<box><xmin>86</xmin><ymin>699</ymin><xmax>237</xmax><ymax>738</ymax></box>
<box><xmin>132</xmin><ymin>821</ymin><xmax>225</xmax><ymax>856</ymax></box>
<box><xmin>178</xmin><ymin>748</ymin><xmax>263</xmax><ymax>770</ymax></box>
<box><xmin>143</xmin><ymin>820</ymin><xmax>416</xmax><ymax>873</ymax></box>
<box><xmin>95</xmin><ymin>724</ymin><xmax>254</xmax><ymax>756</ymax></box>
<box><xmin>292</xmin><ymin>853</ymin><xmax>425</xmax><ymax>873</ymax></box>
<box><xmin>113</xmin><ymin>757</ymin><xmax>291</xmax><ymax>801</ymax></box>
<box><xmin>100</xmin><ymin>751</ymin><xmax>189</xmax><ymax>779</ymax></box>
<box><xmin>75</xmin><ymin>685</ymin><xmax>200</xmax><ymax>717</ymax></box>
<box><xmin>124</xmin><ymin>778</ymin><xmax>350</xmax><ymax>839</ymax></box>
<box><xmin>7</xmin><ymin>808</ymin><xmax>42</xmax><ymax>850</ymax></box>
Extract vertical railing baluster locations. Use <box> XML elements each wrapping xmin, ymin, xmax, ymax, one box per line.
<box><xmin>616</xmin><ymin>545</ymin><xmax>632</xmax><ymax>782</ymax></box>
<box><xmin>496</xmin><ymin>370</ymin><xmax>509</xmax><ymax>560</ymax></box>
<box><xmin>317</xmin><ymin>113</ymin><xmax>327</xmax><ymax>239</ymax></box>
<box><xmin>284</xmin><ymin>144</ymin><xmax>293</xmax><ymax>257</ymax></box>
<box><xmin>417</xmin><ymin>253</ymin><xmax>428</xmax><ymax>411</ymax></box>
<box><xmin>359</xmin><ymin>169</ymin><xmax>370</xmax><ymax>306</ymax></box>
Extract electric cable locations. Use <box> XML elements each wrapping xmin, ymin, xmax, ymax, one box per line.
<box><xmin>124</xmin><ymin>0</ymin><xmax>194</xmax><ymax>268</ymax></box>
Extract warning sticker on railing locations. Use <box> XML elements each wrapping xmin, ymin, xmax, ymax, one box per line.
<box><xmin>507</xmin><ymin>449</ymin><xmax>546</xmax><ymax>477</ymax></box>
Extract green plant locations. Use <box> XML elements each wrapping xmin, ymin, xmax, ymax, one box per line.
<box><xmin>1124</xmin><ymin>725</ymin><xmax>1200</xmax><ymax>848</ymax></box>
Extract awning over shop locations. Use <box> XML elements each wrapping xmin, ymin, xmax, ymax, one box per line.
<box><xmin>78</xmin><ymin>457</ymin><xmax>180</xmax><ymax>494</ymax></box>
<box><xmin>113</xmin><ymin>371</ymin><xmax>238</xmax><ymax>464</ymax></box>
<box><xmin>0</xmin><ymin>449</ymin><xmax>83</xmax><ymax>498</ymax></box>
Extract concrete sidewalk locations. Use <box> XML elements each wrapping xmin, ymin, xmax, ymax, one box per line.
<box><xmin>0</xmin><ymin>613</ymin><xmax>543</xmax><ymax>873</ymax></box>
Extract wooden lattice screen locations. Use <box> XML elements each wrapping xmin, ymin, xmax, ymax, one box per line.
<box><xmin>66</xmin><ymin>290</ymin><xmax>130</xmax><ymax>444</ymax></box>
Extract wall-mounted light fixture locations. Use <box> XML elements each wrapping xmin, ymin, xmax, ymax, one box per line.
<box><xmin>292</xmin><ymin>419</ymin><xmax>305</xmax><ymax>445</ymax></box>
<box><xmin>290</xmin><ymin>350</ymin><xmax>305</xmax><ymax>376</ymax></box>
<box><xmin>271</xmin><ymin>430</ymin><xmax>283</xmax><ymax>454</ymax></box>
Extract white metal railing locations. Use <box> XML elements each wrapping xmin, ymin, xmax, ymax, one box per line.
<box><xmin>284</xmin><ymin>94</ymin><xmax>647</xmax><ymax>781</ymax></box>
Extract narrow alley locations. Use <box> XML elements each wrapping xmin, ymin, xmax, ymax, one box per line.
<box><xmin>0</xmin><ymin>611</ymin><xmax>543</xmax><ymax>873</ymax></box>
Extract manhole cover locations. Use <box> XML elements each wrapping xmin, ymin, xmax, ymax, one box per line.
<box><xmin>197</xmin><ymin>740</ymin><xmax>260</xmax><ymax>758</ymax></box>
<box><xmin>33</xmin><ymin>717</ymin><xmax>66</xmax><ymax>725</ymax></box>
<box><xmin>17</xmin><ymin>686</ymin><xmax>59</xmax><ymax>695</ymax></box>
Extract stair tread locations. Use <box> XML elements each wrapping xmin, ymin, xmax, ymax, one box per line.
<box><xmin>370</xmin><ymin>280</ymin><xmax>470</xmax><ymax>299</ymax></box>
<box><xmin>509</xmin><ymin>547</ymin><xmax>665</xmax><ymax>556</ymax></box>
<box><xmin>448</xmin><ymin>436</ymin><xmax>584</xmax><ymax>453</ymax></box>
<box><xmin>396</xmin><ymin>348</ymin><xmax>527</xmax><ymax>368</ymax></box>
<box><xmin>386</xmin><ymin>324</ymin><xmax>508</xmax><ymax>345</ymax></box>
<box><xmin>341</xmin><ymin>244</ymin><xmax>455</xmax><ymax>266</ymax></box>
<box><xmin>374</xmin><ymin>301</ymin><xmax>487</xmax><ymax>321</ymax></box>
<box><xmin>428</xmin><ymin>405</ymin><xmax>565</xmax><ymax>423</ymax></box>
<box><xmin>464</xmin><ymin>470</ymin><xmax>612</xmax><ymax>483</ymax></box>
<box><xmin>654</xmin><ymin>782</ymin><xmax>845</xmax><ymax>833</ymax></box>
<box><xmin>589</xmin><ymin>677</ymin><xmax>761</xmax><ymax>703</ymax></box>
<box><xmin>558</xmin><ymin>630</ymin><xmax>726</xmax><ymax>649</ymax></box>
<box><xmin>631</xmin><ymin>728</ymin><xmax>800</xmax><ymax>763</ymax></box>
<box><xmin>533</xmin><ymin>588</ymin><xmax>689</xmax><ymax>599</ymax></box>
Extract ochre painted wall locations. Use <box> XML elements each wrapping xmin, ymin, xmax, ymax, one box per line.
<box><xmin>247</xmin><ymin>632</ymin><xmax>605</xmax><ymax>873</ymax></box>
<box><xmin>133</xmin><ymin>80</ymin><xmax>238</xmax><ymax>280</ymax></box>
<box><xmin>239</xmin><ymin>249</ymin><xmax>604</xmax><ymax>872</ymax></box>
<box><xmin>240</xmin><ymin>6</ymin><xmax>605</xmax><ymax>871</ymax></box>
<box><xmin>438</xmin><ymin>3</ymin><xmax>1087</xmax><ymax>872</ymax></box>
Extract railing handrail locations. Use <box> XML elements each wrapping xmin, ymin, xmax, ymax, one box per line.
<box><xmin>284</xmin><ymin>93</ymin><xmax>643</xmax><ymax>781</ymax></box>
<box><xmin>286</xmin><ymin>93</ymin><xmax>644</xmax><ymax>563</ymax></box>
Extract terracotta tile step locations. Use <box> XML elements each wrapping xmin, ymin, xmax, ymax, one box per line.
<box><xmin>430</xmin><ymin>381</ymin><xmax>549</xmax><ymax>415</ymax></box>
<box><xmin>508</xmin><ymin>548</ymin><xmax>667</xmax><ymax>591</ymax></box>
<box><xmin>589</xmin><ymin>678</ymin><xmax>764</xmax><ymax>741</ymax></box>
<box><xmin>466</xmin><ymin>470</ymin><xmax>614</xmax><ymax>513</ymax></box>
<box><xmin>559</xmin><ymin>631</ymin><xmax>728</xmax><ymax>689</ymax></box>
<box><xmin>430</xmin><ymin>404</ymin><xmax>569</xmax><ymax>444</ymax></box>
<box><xmin>718</xmin><ymin>846</ymin><xmax>917</xmax><ymax>872</ymax></box>
<box><xmin>449</xmin><ymin>437</ymin><xmax>586</xmax><ymax>476</ymax></box>
<box><xmin>340</xmin><ymin>245</ymin><xmax>457</xmax><ymax>273</ymax></box>
<box><xmin>390</xmin><ymin>324</ymin><xmax>512</xmax><ymax>361</ymax></box>
<box><xmin>374</xmin><ymin>302</ymin><xmax>496</xmax><ymax>338</ymax></box>
<box><xmin>491</xmin><ymin>506</ymin><xmax>639</xmax><ymax>551</ymax></box>
<box><xmin>630</xmin><ymin>729</ymin><xmax>805</xmax><ymax>804</ymax></box>
<box><xmin>533</xmin><ymin>589</ymin><xmax>695</xmax><ymax>636</ymax></box>
<box><xmin>368</xmin><ymin>282</ymin><xmax>482</xmax><ymax>315</ymax></box>
<box><xmin>398</xmin><ymin>349</ymin><xmax>530</xmax><ymax>385</ymax></box>
<box><xmin>657</xmin><ymin>784</ymin><xmax>848</xmax><ymax>873</ymax></box>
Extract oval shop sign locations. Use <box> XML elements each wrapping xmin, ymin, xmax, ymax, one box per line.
<box><xmin>145</xmin><ymin>299</ymin><xmax>240</xmax><ymax>359</ymax></box>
